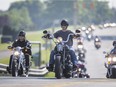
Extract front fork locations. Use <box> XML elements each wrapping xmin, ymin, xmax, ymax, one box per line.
<box><xmin>105</xmin><ymin>63</ymin><xmax>115</xmax><ymax>77</ymax></box>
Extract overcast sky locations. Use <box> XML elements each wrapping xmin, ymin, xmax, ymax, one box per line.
<box><xmin>0</xmin><ymin>0</ymin><xmax>116</xmax><ymax>11</ymax></box>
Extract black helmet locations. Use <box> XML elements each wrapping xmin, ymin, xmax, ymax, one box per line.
<box><xmin>113</xmin><ymin>41</ymin><xmax>116</xmax><ymax>46</ymax></box>
<box><xmin>61</xmin><ymin>20</ymin><xmax>69</xmax><ymax>26</ymax></box>
<box><xmin>18</xmin><ymin>31</ymin><xmax>26</xmax><ymax>36</ymax></box>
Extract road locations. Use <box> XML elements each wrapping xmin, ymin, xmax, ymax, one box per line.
<box><xmin>84</xmin><ymin>27</ymin><xmax>116</xmax><ymax>78</ymax></box>
<box><xmin>0</xmin><ymin>27</ymin><xmax>116</xmax><ymax>87</ymax></box>
<box><xmin>0</xmin><ymin>77</ymin><xmax>116</xmax><ymax>87</ymax></box>
<box><xmin>0</xmin><ymin>50</ymin><xmax>11</xmax><ymax>59</ymax></box>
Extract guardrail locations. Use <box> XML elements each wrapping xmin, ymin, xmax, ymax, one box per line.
<box><xmin>0</xmin><ymin>63</ymin><xmax>48</xmax><ymax>76</ymax></box>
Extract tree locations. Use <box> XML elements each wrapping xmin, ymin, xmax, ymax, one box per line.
<box><xmin>8</xmin><ymin>7</ymin><xmax>33</xmax><ymax>31</ymax></box>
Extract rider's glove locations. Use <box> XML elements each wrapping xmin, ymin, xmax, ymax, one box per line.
<box><xmin>47</xmin><ymin>34</ymin><xmax>53</xmax><ymax>39</ymax></box>
<box><xmin>31</xmin><ymin>56</ymin><xmax>33</xmax><ymax>61</ymax></box>
<box><xmin>74</xmin><ymin>34</ymin><xmax>80</xmax><ymax>38</ymax></box>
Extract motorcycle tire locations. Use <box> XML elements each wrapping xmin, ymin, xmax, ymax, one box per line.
<box><xmin>55</xmin><ymin>56</ymin><xmax>62</xmax><ymax>79</ymax></box>
<box><xmin>12</xmin><ymin>61</ymin><xmax>18</xmax><ymax>77</ymax></box>
<box><xmin>18</xmin><ymin>65</ymin><xmax>23</xmax><ymax>76</ymax></box>
<box><xmin>111</xmin><ymin>68</ymin><xmax>116</xmax><ymax>78</ymax></box>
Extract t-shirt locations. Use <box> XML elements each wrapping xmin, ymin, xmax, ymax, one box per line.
<box><xmin>54</xmin><ymin>30</ymin><xmax>74</xmax><ymax>46</ymax></box>
<box><xmin>110</xmin><ymin>48</ymin><xmax>116</xmax><ymax>54</ymax></box>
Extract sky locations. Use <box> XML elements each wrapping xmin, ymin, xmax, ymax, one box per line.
<box><xmin>0</xmin><ymin>0</ymin><xmax>116</xmax><ymax>11</ymax></box>
<box><xmin>0</xmin><ymin>0</ymin><xmax>23</xmax><ymax>11</ymax></box>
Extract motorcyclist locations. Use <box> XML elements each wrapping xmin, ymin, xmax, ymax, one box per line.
<box><xmin>94</xmin><ymin>36</ymin><xmax>101</xmax><ymax>42</ymax></box>
<box><xmin>47</xmin><ymin>20</ymin><xmax>80</xmax><ymax>71</ymax></box>
<box><xmin>110</xmin><ymin>41</ymin><xmax>116</xmax><ymax>54</ymax></box>
<box><xmin>7</xmin><ymin>31</ymin><xmax>32</xmax><ymax>74</ymax></box>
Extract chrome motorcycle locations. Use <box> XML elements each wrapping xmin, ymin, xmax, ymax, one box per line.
<box><xmin>7</xmin><ymin>46</ymin><xmax>30</xmax><ymax>77</ymax></box>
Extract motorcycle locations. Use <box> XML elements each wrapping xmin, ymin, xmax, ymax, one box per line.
<box><xmin>73</xmin><ymin>59</ymin><xmax>90</xmax><ymax>78</ymax></box>
<box><xmin>42</xmin><ymin>30</ymin><xmax>79</xmax><ymax>79</ymax></box>
<box><xmin>94</xmin><ymin>37</ymin><xmax>101</xmax><ymax>49</ymax></box>
<box><xmin>85</xmin><ymin>27</ymin><xmax>93</xmax><ymax>41</ymax></box>
<box><xmin>103</xmin><ymin>51</ymin><xmax>116</xmax><ymax>78</ymax></box>
<box><xmin>76</xmin><ymin>42</ymin><xmax>86</xmax><ymax>62</ymax></box>
<box><xmin>7</xmin><ymin>46</ymin><xmax>31</xmax><ymax>77</ymax></box>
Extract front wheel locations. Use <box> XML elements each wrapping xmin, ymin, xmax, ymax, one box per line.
<box><xmin>12</xmin><ymin>61</ymin><xmax>18</xmax><ymax>77</ymax></box>
<box><xmin>55</xmin><ymin>56</ymin><xmax>62</xmax><ymax>79</ymax></box>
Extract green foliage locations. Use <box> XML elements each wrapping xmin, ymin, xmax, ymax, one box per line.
<box><xmin>45</xmin><ymin>72</ymin><xmax>55</xmax><ymax>77</ymax></box>
<box><xmin>0</xmin><ymin>43</ymin><xmax>9</xmax><ymax>51</ymax></box>
<box><xmin>0</xmin><ymin>0</ymin><xmax>116</xmax><ymax>32</ymax></box>
<box><xmin>8</xmin><ymin>7</ymin><xmax>33</xmax><ymax>30</ymax></box>
<box><xmin>0</xmin><ymin>57</ymin><xmax>9</xmax><ymax>64</ymax></box>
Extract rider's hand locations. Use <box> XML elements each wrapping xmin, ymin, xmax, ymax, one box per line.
<box><xmin>47</xmin><ymin>34</ymin><xmax>53</xmax><ymax>39</ymax></box>
<box><xmin>31</xmin><ymin>56</ymin><xmax>33</xmax><ymax>61</ymax></box>
<box><xmin>74</xmin><ymin>34</ymin><xmax>80</xmax><ymax>38</ymax></box>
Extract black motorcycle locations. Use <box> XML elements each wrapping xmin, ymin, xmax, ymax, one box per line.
<box><xmin>76</xmin><ymin>42</ymin><xmax>86</xmax><ymax>62</ymax></box>
<box><xmin>104</xmin><ymin>52</ymin><xmax>116</xmax><ymax>78</ymax></box>
<box><xmin>94</xmin><ymin>38</ymin><xmax>101</xmax><ymax>49</ymax></box>
<box><xmin>42</xmin><ymin>30</ymin><xmax>79</xmax><ymax>79</ymax></box>
<box><xmin>73</xmin><ymin>60</ymin><xmax>90</xmax><ymax>78</ymax></box>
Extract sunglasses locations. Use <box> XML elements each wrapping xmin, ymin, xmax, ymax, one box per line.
<box><xmin>19</xmin><ymin>35</ymin><xmax>25</xmax><ymax>37</ymax></box>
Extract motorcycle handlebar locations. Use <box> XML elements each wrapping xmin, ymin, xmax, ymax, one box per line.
<box><xmin>62</xmin><ymin>33</ymin><xmax>74</xmax><ymax>43</ymax></box>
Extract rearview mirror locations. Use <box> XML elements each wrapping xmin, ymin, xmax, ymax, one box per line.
<box><xmin>7</xmin><ymin>46</ymin><xmax>12</xmax><ymax>50</ymax></box>
<box><xmin>75</xmin><ymin>29</ymin><xmax>81</xmax><ymax>33</ymax></box>
<box><xmin>43</xmin><ymin>30</ymin><xmax>48</xmax><ymax>34</ymax></box>
<box><xmin>103</xmin><ymin>51</ymin><xmax>106</xmax><ymax>54</ymax></box>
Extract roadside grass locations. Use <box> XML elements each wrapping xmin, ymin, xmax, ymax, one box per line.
<box><xmin>0</xmin><ymin>43</ymin><xmax>9</xmax><ymax>51</ymax></box>
<box><xmin>0</xmin><ymin>57</ymin><xmax>9</xmax><ymax>64</ymax></box>
<box><xmin>45</xmin><ymin>72</ymin><xmax>55</xmax><ymax>77</ymax></box>
<box><xmin>26</xmin><ymin>30</ymin><xmax>44</xmax><ymax>43</ymax></box>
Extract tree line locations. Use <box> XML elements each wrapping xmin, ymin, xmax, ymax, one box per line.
<box><xmin>0</xmin><ymin>0</ymin><xmax>116</xmax><ymax>32</ymax></box>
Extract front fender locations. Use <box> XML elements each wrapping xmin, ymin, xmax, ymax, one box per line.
<box><xmin>54</xmin><ymin>54</ymin><xmax>61</xmax><ymax>60</ymax></box>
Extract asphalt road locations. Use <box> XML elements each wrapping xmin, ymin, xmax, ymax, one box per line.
<box><xmin>84</xmin><ymin>27</ymin><xmax>116</xmax><ymax>78</ymax></box>
<box><xmin>0</xmin><ymin>50</ymin><xmax>11</xmax><ymax>59</ymax></box>
<box><xmin>0</xmin><ymin>77</ymin><xmax>116</xmax><ymax>87</ymax></box>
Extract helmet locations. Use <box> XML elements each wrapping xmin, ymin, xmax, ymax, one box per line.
<box><xmin>18</xmin><ymin>31</ymin><xmax>26</xmax><ymax>37</ymax></box>
<box><xmin>113</xmin><ymin>41</ymin><xmax>116</xmax><ymax>46</ymax></box>
<box><xmin>61</xmin><ymin>20</ymin><xmax>69</xmax><ymax>26</ymax></box>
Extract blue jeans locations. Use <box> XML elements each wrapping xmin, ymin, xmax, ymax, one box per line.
<box><xmin>49</xmin><ymin>49</ymin><xmax>78</xmax><ymax>65</ymax></box>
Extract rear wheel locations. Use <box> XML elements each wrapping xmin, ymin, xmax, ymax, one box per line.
<box><xmin>55</xmin><ymin>56</ymin><xmax>62</xmax><ymax>79</ymax></box>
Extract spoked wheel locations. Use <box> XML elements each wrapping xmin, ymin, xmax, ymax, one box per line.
<box><xmin>55</xmin><ymin>56</ymin><xmax>62</xmax><ymax>79</ymax></box>
<box><xmin>12</xmin><ymin>61</ymin><xmax>18</xmax><ymax>77</ymax></box>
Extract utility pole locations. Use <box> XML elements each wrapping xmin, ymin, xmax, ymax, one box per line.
<box><xmin>73</xmin><ymin>0</ymin><xmax>78</xmax><ymax>29</ymax></box>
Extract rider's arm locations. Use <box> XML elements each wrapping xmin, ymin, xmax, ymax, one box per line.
<box><xmin>26</xmin><ymin>41</ymin><xmax>32</xmax><ymax>49</ymax></box>
<box><xmin>12</xmin><ymin>40</ymin><xmax>17</xmax><ymax>48</ymax></box>
<box><xmin>110</xmin><ymin>49</ymin><xmax>114</xmax><ymax>54</ymax></box>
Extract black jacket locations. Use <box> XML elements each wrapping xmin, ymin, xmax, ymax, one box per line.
<box><xmin>12</xmin><ymin>39</ymin><xmax>32</xmax><ymax>55</ymax></box>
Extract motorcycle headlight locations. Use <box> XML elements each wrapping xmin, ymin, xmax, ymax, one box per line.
<box><xmin>57</xmin><ymin>44</ymin><xmax>63</xmax><ymax>51</ymax></box>
<box><xmin>14</xmin><ymin>51</ymin><xmax>20</xmax><ymax>56</ymax></box>
<box><xmin>57</xmin><ymin>37</ymin><xmax>62</xmax><ymax>43</ymax></box>
<box><xmin>78</xmin><ymin>45</ymin><xmax>83</xmax><ymax>49</ymax></box>
<box><xmin>107</xmin><ymin>57</ymin><xmax>112</xmax><ymax>62</ymax></box>
<box><xmin>113</xmin><ymin>57</ymin><xmax>116</xmax><ymax>62</ymax></box>
<box><xmin>88</xmin><ymin>35</ymin><xmax>91</xmax><ymax>38</ymax></box>
<box><xmin>78</xmin><ymin>68</ymin><xmax>81</xmax><ymax>72</ymax></box>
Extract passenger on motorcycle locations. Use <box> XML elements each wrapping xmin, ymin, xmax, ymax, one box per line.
<box><xmin>110</xmin><ymin>41</ymin><xmax>116</xmax><ymax>54</ymax></box>
<box><xmin>47</xmin><ymin>20</ymin><xmax>80</xmax><ymax>71</ymax></box>
<box><xmin>7</xmin><ymin>31</ymin><xmax>32</xmax><ymax>74</ymax></box>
